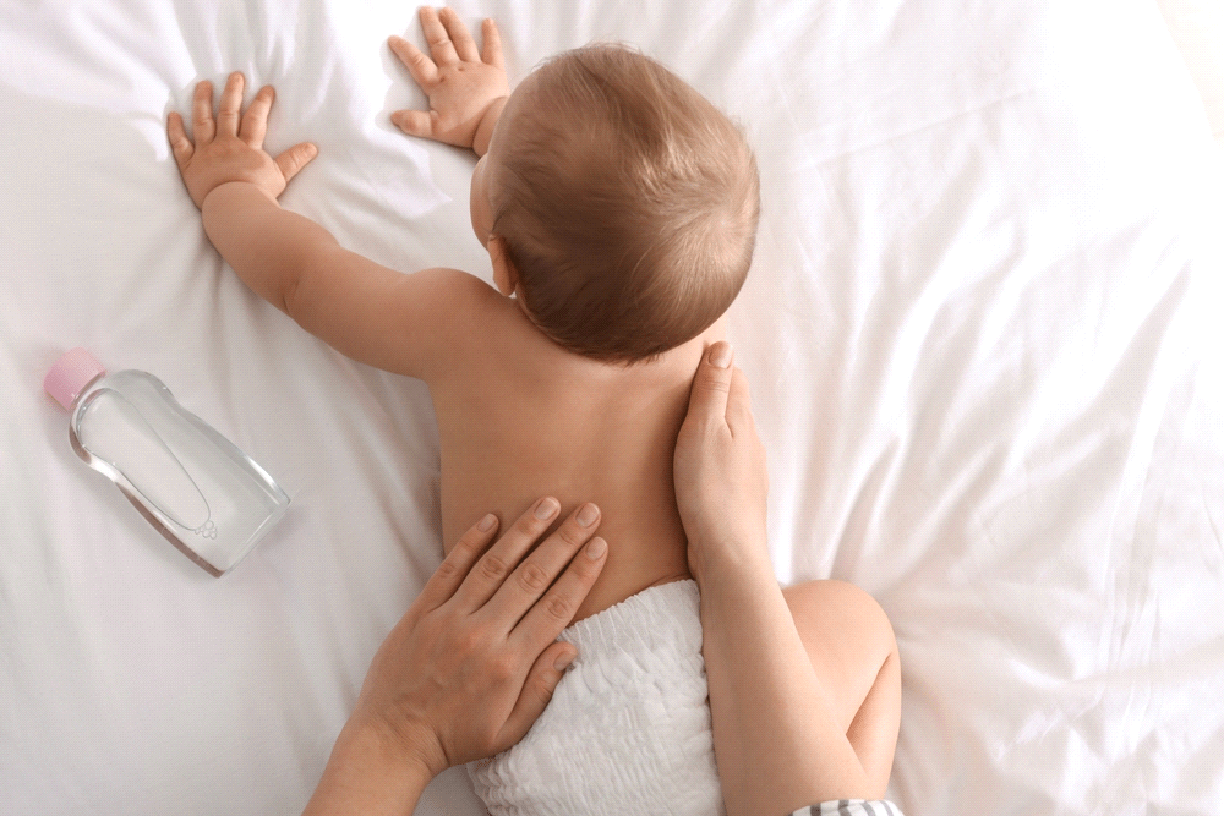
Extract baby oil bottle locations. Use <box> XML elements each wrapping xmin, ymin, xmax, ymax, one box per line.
<box><xmin>45</xmin><ymin>347</ymin><xmax>289</xmax><ymax>576</ymax></box>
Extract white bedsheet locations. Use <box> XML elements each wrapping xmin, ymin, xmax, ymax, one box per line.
<box><xmin>3</xmin><ymin>1</ymin><xmax>1222</xmax><ymax>814</ymax></box>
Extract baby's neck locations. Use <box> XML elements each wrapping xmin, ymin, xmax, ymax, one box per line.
<box><xmin>501</xmin><ymin>289</ymin><xmax>727</xmax><ymax>389</ymax></box>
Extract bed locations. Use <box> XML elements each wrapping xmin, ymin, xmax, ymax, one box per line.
<box><xmin>3</xmin><ymin>0</ymin><xmax>1222</xmax><ymax>813</ymax></box>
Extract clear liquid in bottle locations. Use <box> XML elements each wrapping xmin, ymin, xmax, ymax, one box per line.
<box><xmin>45</xmin><ymin>348</ymin><xmax>289</xmax><ymax>575</ymax></box>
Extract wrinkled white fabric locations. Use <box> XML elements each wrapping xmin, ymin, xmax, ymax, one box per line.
<box><xmin>5</xmin><ymin>1</ymin><xmax>1224</xmax><ymax>814</ymax></box>
<box><xmin>469</xmin><ymin>580</ymin><xmax>724</xmax><ymax>816</ymax></box>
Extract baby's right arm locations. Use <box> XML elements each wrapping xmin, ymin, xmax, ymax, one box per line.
<box><xmin>168</xmin><ymin>71</ymin><xmax>489</xmax><ymax>383</ymax></box>
<box><xmin>388</xmin><ymin>7</ymin><xmax>509</xmax><ymax>157</ymax></box>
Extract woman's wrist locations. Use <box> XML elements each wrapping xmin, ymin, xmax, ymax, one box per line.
<box><xmin>685</xmin><ymin>522</ymin><xmax>773</xmax><ymax>589</ymax></box>
<box><xmin>691</xmin><ymin>539</ymin><xmax>779</xmax><ymax>623</ymax></box>
<box><xmin>301</xmin><ymin>716</ymin><xmax>437</xmax><ymax>816</ymax></box>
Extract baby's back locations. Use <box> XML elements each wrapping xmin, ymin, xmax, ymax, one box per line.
<box><xmin>427</xmin><ymin>276</ymin><xmax>718</xmax><ymax>622</ymax></box>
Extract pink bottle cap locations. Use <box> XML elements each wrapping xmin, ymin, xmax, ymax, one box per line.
<box><xmin>45</xmin><ymin>347</ymin><xmax>106</xmax><ymax>410</ymax></box>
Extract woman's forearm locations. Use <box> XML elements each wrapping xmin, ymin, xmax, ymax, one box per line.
<box><xmin>674</xmin><ymin>343</ymin><xmax>883</xmax><ymax>813</ymax></box>
<box><xmin>302</xmin><ymin>719</ymin><xmax>432</xmax><ymax>816</ymax></box>
<box><xmin>697</xmin><ymin>544</ymin><xmax>873</xmax><ymax>816</ymax></box>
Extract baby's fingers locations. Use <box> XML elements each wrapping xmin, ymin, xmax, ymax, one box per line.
<box><xmin>419</xmin><ymin>6</ymin><xmax>459</xmax><ymax>66</ymax></box>
<box><xmin>166</xmin><ymin>111</ymin><xmax>194</xmax><ymax>169</ymax></box>
<box><xmin>391</xmin><ymin>109</ymin><xmax>437</xmax><ymax>140</ymax></box>
<box><xmin>389</xmin><ymin>34</ymin><xmax>439</xmax><ymax>87</ymax></box>
<box><xmin>217</xmin><ymin>72</ymin><xmax>245</xmax><ymax>138</ymax></box>
<box><xmin>241</xmin><ymin>85</ymin><xmax>275</xmax><ymax>149</ymax></box>
<box><xmin>481</xmin><ymin>18</ymin><xmax>504</xmax><ymax>69</ymax></box>
<box><xmin>274</xmin><ymin>141</ymin><xmax>319</xmax><ymax>184</ymax></box>
<box><xmin>192</xmin><ymin>79</ymin><xmax>215</xmax><ymax>144</ymax></box>
<box><xmin>440</xmin><ymin>8</ymin><xmax>480</xmax><ymax>63</ymax></box>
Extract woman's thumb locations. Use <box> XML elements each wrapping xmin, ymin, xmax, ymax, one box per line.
<box><xmin>685</xmin><ymin>341</ymin><xmax>734</xmax><ymax>424</ymax></box>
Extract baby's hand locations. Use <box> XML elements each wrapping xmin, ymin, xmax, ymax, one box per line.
<box><xmin>389</xmin><ymin>7</ymin><xmax>508</xmax><ymax>154</ymax></box>
<box><xmin>167</xmin><ymin>72</ymin><xmax>317</xmax><ymax>209</ymax></box>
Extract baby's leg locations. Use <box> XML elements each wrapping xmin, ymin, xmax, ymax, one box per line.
<box><xmin>781</xmin><ymin>580</ymin><xmax>901</xmax><ymax>797</ymax></box>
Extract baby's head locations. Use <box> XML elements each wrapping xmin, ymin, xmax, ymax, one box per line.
<box><xmin>471</xmin><ymin>44</ymin><xmax>760</xmax><ymax>364</ymax></box>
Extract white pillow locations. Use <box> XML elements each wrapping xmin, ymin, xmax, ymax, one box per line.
<box><xmin>1158</xmin><ymin>0</ymin><xmax>1224</xmax><ymax>147</ymax></box>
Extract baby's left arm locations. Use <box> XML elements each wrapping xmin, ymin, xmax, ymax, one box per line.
<box><xmin>168</xmin><ymin>72</ymin><xmax>476</xmax><ymax>382</ymax></box>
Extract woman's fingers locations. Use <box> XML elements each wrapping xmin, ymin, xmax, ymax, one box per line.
<box><xmin>510</xmin><ymin>533</ymin><xmax>607</xmax><ymax>651</ymax></box>
<box><xmin>419</xmin><ymin>6</ymin><xmax>459</xmax><ymax>66</ymax></box>
<box><xmin>495</xmin><ymin>641</ymin><xmax>577</xmax><ymax>751</ymax></box>
<box><xmin>452</xmin><ymin>497</ymin><xmax>563</xmax><ymax>612</ymax></box>
<box><xmin>726</xmin><ymin>366</ymin><xmax>756</xmax><ymax>439</ymax></box>
<box><xmin>191</xmin><ymin>79</ymin><xmax>215</xmax><ymax>145</ymax></box>
<box><xmin>685</xmin><ymin>341</ymin><xmax>735</xmax><ymax>434</ymax></box>
<box><xmin>483</xmin><ymin>503</ymin><xmax>603</xmax><ymax>629</ymax></box>
<box><xmin>413</xmin><ymin>512</ymin><xmax>500</xmax><ymax>613</ymax></box>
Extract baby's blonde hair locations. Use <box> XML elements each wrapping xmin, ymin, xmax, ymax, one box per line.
<box><xmin>489</xmin><ymin>44</ymin><xmax>760</xmax><ymax>363</ymax></box>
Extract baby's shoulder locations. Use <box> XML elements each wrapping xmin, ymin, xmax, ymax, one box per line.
<box><xmin>414</xmin><ymin>267</ymin><xmax>511</xmax><ymax>330</ymax></box>
<box><xmin>414</xmin><ymin>266</ymin><xmax>526</xmax><ymax>366</ymax></box>
<box><xmin>414</xmin><ymin>266</ymin><xmax>499</xmax><ymax>305</ymax></box>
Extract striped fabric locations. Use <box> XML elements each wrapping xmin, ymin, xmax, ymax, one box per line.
<box><xmin>790</xmin><ymin>800</ymin><xmax>905</xmax><ymax>816</ymax></box>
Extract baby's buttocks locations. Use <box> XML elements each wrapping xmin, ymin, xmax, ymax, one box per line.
<box><xmin>468</xmin><ymin>579</ymin><xmax>725</xmax><ymax>816</ymax></box>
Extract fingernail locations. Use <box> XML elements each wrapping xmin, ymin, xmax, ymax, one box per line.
<box><xmin>576</xmin><ymin>503</ymin><xmax>599</xmax><ymax>527</ymax></box>
<box><xmin>535</xmin><ymin>497</ymin><xmax>560</xmax><ymax>520</ymax></box>
<box><xmin>554</xmin><ymin>651</ymin><xmax>576</xmax><ymax>672</ymax></box>
<box><xmin>477</xmin><ymin>513</ymin><xmax>496</xmax><ymax>532</ymax></box>
<box><xmin>710</xmin><ymin>343</ymin><xmax>732</xmax><ymax>369</ymax></box>
<box><xmin>586</xmin><ymin>537</ymin><xmax>607</xmax><ymax>559</ymax></box>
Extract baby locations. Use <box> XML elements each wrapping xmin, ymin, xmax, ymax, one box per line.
<box><xmin>168</xmin><ymin>8</ymin><xmax>756</xmax><ymax>815</ymax></box>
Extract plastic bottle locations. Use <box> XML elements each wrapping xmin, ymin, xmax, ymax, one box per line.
<box><xmin>44</xmin><ymin>348</ymin><xmax>290</xmax><ymax>576</ymax></box>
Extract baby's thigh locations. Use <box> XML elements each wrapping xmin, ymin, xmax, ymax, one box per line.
<box><xmin>781</xmin><ymin>579</ymin><xmax>898</xmax><ymax>734</ymax></box>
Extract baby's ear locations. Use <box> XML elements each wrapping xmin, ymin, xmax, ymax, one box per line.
<box><xmin>487</xmin><ymin>236</ymin><xmax>520</xmax><ymax>297</ymax></box>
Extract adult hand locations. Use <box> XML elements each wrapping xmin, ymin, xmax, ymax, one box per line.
<box><xmin>675</xmin><ymin>344</ymin><xmax>891</xmax><ymax>815</ymax></box>
<box><xmin>303</xmin><ymin>499</ymin><xmax>607</xmax><ymax>816</ymax></box>
<box><xmin>354</xmin><ymin>498</ymin><xmax>607</xmax><ymax>776</ymax></box>
<box><xmin>673</xmin><ymin>341</ymin><xmax>770</xmax><ymax>577</ymax></box>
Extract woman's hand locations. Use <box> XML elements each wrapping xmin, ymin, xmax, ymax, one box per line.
<box><xmin>350</xmin><ymin>498</ymin><xmax>607</xmax><ymax>779</ymax></box>
<box><xmin>167</xmin><ymin>71</ymin><xmax>317</xmax><ymax>208</ymax></box>
<box><xmin>673</xmin><ymin>341</ymin><xmax>770</xmax><ymax>577</ymax></box>
<box><xmin>389</xmin><ymin>7</ymin><xmax>509</xmax><ymax>155</ymax></box>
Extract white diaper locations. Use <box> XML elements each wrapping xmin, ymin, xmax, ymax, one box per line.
<box><xmin>468</xmin><ymin>578</ymin><xmax>726</xmax><ymax>816</ymax></box>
